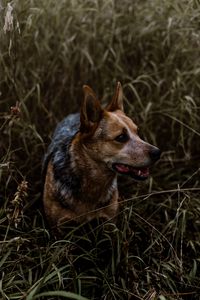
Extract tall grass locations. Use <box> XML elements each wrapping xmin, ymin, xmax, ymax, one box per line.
<box><xmin>0</xmin><ymin>0</ymin><xmax>200</xmax><ymax>299</ymax></box>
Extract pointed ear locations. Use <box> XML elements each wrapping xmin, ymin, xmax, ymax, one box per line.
<box><xmin>106</xmin><ymin>82</ymin><xmax>124</xmax><ymax>112</ymax></box>
<box><xmin>80</xmin><ymin>85</ymin><xmax>103</xmax><ymax>133</ymax></box>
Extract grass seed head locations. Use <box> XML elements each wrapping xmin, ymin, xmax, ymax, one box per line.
<box><xmin>3</xmin><ymin>2</ymin><xmax>14</xmax><ymax>33</ymax></box>
<box><xmin>7</xmin><ymin>180</ymin><xmax>28</xmax><ymax>228</ymax></box>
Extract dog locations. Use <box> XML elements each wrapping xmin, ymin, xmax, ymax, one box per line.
<box><xmin>43</xmin><ymin>82</ymin><xmax>161</xmax><ymax>230</ymax></box>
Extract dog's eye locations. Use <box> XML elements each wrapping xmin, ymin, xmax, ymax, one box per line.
<box><xmin>115</xmin><ymin>133</ymin><xmax>129</xmax><ymax>143</ymax></box>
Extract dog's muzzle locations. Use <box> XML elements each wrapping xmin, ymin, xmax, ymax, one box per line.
<box><xmin>112</xmin><ymin>147</ymin><xmax>161</xmax><ymax>181</ymax></box>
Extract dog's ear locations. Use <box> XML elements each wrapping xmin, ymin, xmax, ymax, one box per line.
<box><xmin>80</xmin><ymin>85</ymin><xmax>103</xmax><ymax>133</ymax></box>
<box><xmin>106</xmin><ymin>82</ymin><xmax>124</xmax><ymax>112</ymax></box>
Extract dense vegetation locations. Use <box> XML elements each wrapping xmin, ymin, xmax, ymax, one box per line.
<box><xmin>0</xmin><ymin>0</ymin><xmax>200</xmax><ymax>299</ymax></box>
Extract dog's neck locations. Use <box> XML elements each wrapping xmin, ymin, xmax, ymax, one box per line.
<box><xmin>69</xmin><ymin>142</ymin><xmax>118</xmax><ymax>204</ymax></box>
<box><xmin>52</xmin><ymin>137</ymin><xmax>118</xmax><ymax>206</ymax></box>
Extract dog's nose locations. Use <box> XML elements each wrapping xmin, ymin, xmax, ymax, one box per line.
<box><xmin>149</xmin><ymin>148</ymin><xmax>161</xmax><ymax>162</ymax></box>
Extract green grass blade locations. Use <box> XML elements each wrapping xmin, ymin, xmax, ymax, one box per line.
<box><xmin>33</xmin><ymin>291</ymin><xmax>89</xmax><ymax>300</ymax></box>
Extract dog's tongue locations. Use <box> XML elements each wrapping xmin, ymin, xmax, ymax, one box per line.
<box><xmin>115</xmin><ymin>164</ymin><xmax>130</xmax><ymax>173</ymax></box>
<box><xmin>115</xmin><ymin>164</ymin><xmax>149</xmax><ymax>178</ymax></box>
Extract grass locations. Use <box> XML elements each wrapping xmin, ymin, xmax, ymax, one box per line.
<box><xmin>0</xmin><ymin>0</ymin><xmax>200</xmax><ymax>299</ymax></box>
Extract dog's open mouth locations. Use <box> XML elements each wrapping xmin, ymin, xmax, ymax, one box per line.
<box><xmin>112</xmin><ymin>163</ymin><xmax>149</xmax><ymax>181</ymax></box>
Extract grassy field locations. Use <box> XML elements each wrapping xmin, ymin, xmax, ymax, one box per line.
<box><xmin>0</xmin><ymin>0</ymin><xmax>200</xmax><ymax>299</ymax></box>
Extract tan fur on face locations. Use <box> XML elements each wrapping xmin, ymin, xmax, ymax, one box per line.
<box><xmin>82</xmin><ymin>109</ymin><xmax>156</xmax><ymax>170</ymax></box>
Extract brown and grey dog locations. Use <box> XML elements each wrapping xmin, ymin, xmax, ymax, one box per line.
<box><xmin>43</xmin><ymin>82</ymin><xmax>160</xmax><ymax>229</ymax></box>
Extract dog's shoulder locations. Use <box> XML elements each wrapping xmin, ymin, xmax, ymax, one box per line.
<box><xmin>42</xmin><ymin>113</ymin><xmax>80</xmax><ymax>177</ymax></box>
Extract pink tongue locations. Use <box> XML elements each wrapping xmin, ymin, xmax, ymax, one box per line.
<box><xmin>115</xmin><ymin>164</ymin><xmax>149</xmax><ymax>177</ymax></box>
<box><xmin>115</xmin><ymin>164</ymin><xmax>130</xmax><ymax>173</ymax></box>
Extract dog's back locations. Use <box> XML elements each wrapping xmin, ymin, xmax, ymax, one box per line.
<box><xmin>43</xmin><ymin>113</ymin><xmax>80</xmax><ymax>177</ymax></box>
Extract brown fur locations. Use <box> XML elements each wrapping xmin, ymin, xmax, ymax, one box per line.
<box><xmin>43</xmin><ymin>82</ymin><xmax>160</xmax><ymax>230</ymax></box>
<box><xmin>44</xmin><ymin>161</ymin><xmax>118</xmax><ymax>227</ymax></box>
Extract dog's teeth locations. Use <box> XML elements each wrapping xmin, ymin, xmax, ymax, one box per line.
<box><xmin>138</xmin><ymin>170</ymin><xmax>141</xmax><ymax>176</ymax></box>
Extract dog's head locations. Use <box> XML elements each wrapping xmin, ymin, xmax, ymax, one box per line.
<box><xmin>79</xmin><ymin>82</ymin><xmax>161</xmax><ymax>181</ymax></box>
